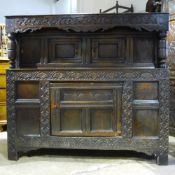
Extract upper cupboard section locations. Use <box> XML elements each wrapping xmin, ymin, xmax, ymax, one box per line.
<box><xmin>18</xmin><ymin>32</ymin><xmax>157</xmax><ymax>68</ymax></box>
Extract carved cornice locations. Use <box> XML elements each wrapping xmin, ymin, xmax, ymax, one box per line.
<box><xmin>6</xmin><ymin>13</ymin><xmax>169</xmax><ymax>33</ymax></box>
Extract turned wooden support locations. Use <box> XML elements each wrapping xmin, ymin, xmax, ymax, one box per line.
<box><xmin>8</xmin><ymin>33</ymin><xmax>16</xmax><ymax>69</ymax></box>
<box><xmin>158</xmin><ymin>32</ymin><xmax>167</xmax><ymax>68</ymax></box>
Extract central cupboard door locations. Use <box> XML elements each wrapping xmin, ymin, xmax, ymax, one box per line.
<box><xmin>50</xmin><ymin>83</ymin><xmax>122</xmax><ymax>137</ymax></box>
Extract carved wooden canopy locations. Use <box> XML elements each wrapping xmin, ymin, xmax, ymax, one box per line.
<box><xmin>6</xmin><ymin>13</ymin><xmax>169</xmax><ymax>33</ymax></box>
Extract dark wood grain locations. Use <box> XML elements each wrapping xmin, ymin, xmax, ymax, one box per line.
<box><xmin>6</xmin><ymin>13</ymin><xmax>169</xmax><ymax>165</ymax></box>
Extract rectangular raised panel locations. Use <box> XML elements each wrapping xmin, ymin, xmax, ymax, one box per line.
<box><xmin>134</xmin><ymin>82</ymin><xmax>158</xmax><ymax>100</ymax></box>
<box><xmin>55</xmin><ymin>44</ymin><xmax>75</xmax><ymax>58</ymax></box>
<box><xmin>90</xmin><ymin>109</ymin><xmax>113</xmax><ymax>132</ymax></box>
<box><xmin>91</xmin><ymin>38</ymin><xmax>126</xmax><ymax>64</ymax></box>
<box><xmin>48</xmin><ymin>39</ymin><xmax>82</xmax><ymax>63</ymax></box>
<box><xmin>98</xmin><ymin>44</ymin><xmax>118</xmax><ymax>58</ymax></box>
<box><xmin>50</xmin><ymin>83</ymin><xmax>122</xmax><ymax>136</ymax></box>
<box><xmin>60</xmin><ymin>109</ymin><xmax>83</xmax><ymax>132</ymax></box>
<box><xmin>20</xmin><ymin>38</ymin><xmax>41</xmax><ymax>67</ymax></box>
<box><xmin>16</xmin><ymin>107</ymin><xmax>40</xmax><ymax>136</ymax></box>
<box><xmin>133</xmin><ymin>38</ymin><xmax>155</xmax><ymax>63</ymax></box>
<box><xmin>16</xmin><ymin>81</ymin><xmax>39</xmax><ymax>99</ymax></box>
<box><xmin>133</xmin><ymin>109</ymin><xmax>159</xmax><ymax>137</ymax></box>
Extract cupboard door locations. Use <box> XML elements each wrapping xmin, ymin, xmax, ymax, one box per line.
<box><xmin>91</xmin><ymin>38</ymin><xmax>126</xmax><ymax>65</ymax></box>
<box><xmin>50</xmin><ymin>83</ymin><xmax>122</xmax><ymax>137</ymax></box>
<box><xmin>48</xmin><ymin>38</ymin><xmax>82</xmax><ymax>64</ymax></box>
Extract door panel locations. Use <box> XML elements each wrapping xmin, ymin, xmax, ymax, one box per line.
<box><xmin>50</xmin><ymin>83</ymin><xmax>122</xmax><ymax>136</ymax></box>
<box><xmin>48</xmin><ymin>38</ymin><xmax>82</xmax><ymax>64</ymax></box>
<box><xmin>91</xmin><ymin>38</ymin><xmax>126</xmax><ymax>64</ymax></box>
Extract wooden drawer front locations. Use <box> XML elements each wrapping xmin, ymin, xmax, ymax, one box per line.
<box><xmin>0</xmin><ymin>105</ymin><xmax>7</xmax><ymax>120</ymax></box>
<box><xmin>0</xmin><ymin>75</ymin><xmax>6</xmax><ymax>88</ymax></box>
<box><xmin>0</xmin><ymin>63</ymin><xmax>9</xmax><ymax>74</ymax></box>
<box><xmin>91</xmin><ymin>38</ymin><xmax>126</xmax><ymax>64</ymax></box>
<box><xmin>0</xmin><ymin>89</ymin><xmax>6</xmax><ymax>102</ymax></box>
<box><xmin>20</xmin><ymin>38</ymin><xmax>41</xmax><ymax>67</ymax></box>
<box><xmin>48</xmin><ymin>38</ymin><xmax>82</xmax><ymax>64</ymax></box>
<box><xmin>51</xmin><ymin>83</ymin><xmax>122</xmax><ymax>136</ymax></box>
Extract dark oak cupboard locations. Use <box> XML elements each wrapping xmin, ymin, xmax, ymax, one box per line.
<box><xmin>6</xmin><ymin>13</ymin><xmax>169</xmax><ymax>165</ymax></box>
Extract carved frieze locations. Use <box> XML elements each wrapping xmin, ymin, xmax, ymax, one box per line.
<box><xmin>9</xmin><ymin>69</ymin><xmax>169</xmax><ymax>81</ymax></box>
<box><xmin>6</xmin><ymin>13</ymin><xmax>169</xmax><ymax>33</ymax></box>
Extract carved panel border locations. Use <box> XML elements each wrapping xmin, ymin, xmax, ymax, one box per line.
<box><xmin>6</xmin><ymin>71</ymin><xmax>18</xmax><ymax>160</ymax></box>
<box><xmin>159</xmin><ymin>79</ymin><xmax>170</xmax><ymax>156</ymax></box>
<box><xmin>40</xmin><ymin>81</ymin><xmax>50</xmax><ymax>136</ymax></box>
<box><xmin>6</xmin><ymin>14</ymin><xmax>169</xmax><ymax>33</ymax></box>
<box><xmin>122</xmin><ymin>81</ymin><xmax>133</xmax><ymax>138</ymax></box>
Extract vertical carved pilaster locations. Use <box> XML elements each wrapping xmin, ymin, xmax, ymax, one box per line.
<box><xmin>157</xmin><ymin>78</ymin><xmax>169</xmax><ymax>165</ymax></box>
<box><xmin>122</xmin><ymin>81</ymin><xmax>133</xmax><ymax>138</ymax></box>
<box><xmin>8</xmin><ymin>33</ymin><xmax>16</xmax><ymax>68</ymax></box>
<box><xmin>6</xmin><ymin>70</ymin><xmax>18</xmax><ymax>160</ymax></box>
<box><xmin>40</xmin><ymin>81</ymin><xmax>50</xmax><ymax>136</ymax></box>
<box><xmin>158</xmin><ymin>32</ymin><xmax>168</xmax><ymax>68</ymax></box>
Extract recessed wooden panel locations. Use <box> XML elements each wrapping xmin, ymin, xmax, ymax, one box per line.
<box><xmin>16</xmin><ymin>81</ymin><xmax>39</xmax><ymax>99</ymax></box>
<box><xmin>133</xmin><ymin>109</ymin><xmax>159</xmax><ymax>136</ymax></box>
<box><xmin>133</xmin><ymin>38</ymin><xmax>155</xmax><ymax>63</ymax></box>
<box><xmin>91</xmin><ymin>38</ymin><xmax>126</xmax><ymax>63</ymax></box>
<box><xmin>55</xmin><ymin>44</ymin><xmax>75</xmax><ymax>58</ymax></box>
<box><xmin>48</xmin><ymin>39</ymin><xmax>82</xmax><ymax>63</ymax></box>
<box><xmin>134</xmin><ymin>82</ymin><xmax>158</xmax><ymax>100</ymax></box>
<box><xmin>0</xmin><ymin>89</ymin><xmax>6</xmax><ymax>102</ymax></box>
<box><xmin>61</xmin><ymin>89</ymin><xmax>113</xmax><ymax>102</ymax></box>
<box><xmin>90</xmin><ymin>109</ymin><xmax>113</xmax><ymax>131</ymax></box>
<box><xmin>98</xmin><ymin>44</ymin><xmax>118</xmax><ymax>58</ymax></box>
<box><xmin>60</xmin><ymin>109</ymin><xmax>82</xmax><ymax>132</ymax></box>
<box><xmin>16</xmin><ymin>107</ymin><xmax>40</xmax><ymax>136</ymax></box>
<box><xmin>20</xmin><ymin>38</ymin><xmax>41</xmax><ymax>67</ymax></box>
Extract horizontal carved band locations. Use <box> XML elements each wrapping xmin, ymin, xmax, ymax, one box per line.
<box><xmin>6</xmin><ymin>13</ymin><xmax>169</xmax><ymax>33</ymax></box>
<box><xmin>16</xmin><ymin>136</ymin><xmax>159</xmax><ymax>156</ymax></box>
<box><xmin>8</xmin><ymin>69</ymin><xmax>169</xmax><ymax>81</ymax></box>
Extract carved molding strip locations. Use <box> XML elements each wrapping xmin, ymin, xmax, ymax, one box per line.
<box><xmin>6</xmin><ymin>71</ymin><xmax>18</xmax><ymax>160</ymax></box>
<box><xmin>159</xmin><ymin>80</ymin><xmax>170</xmax><ymax>156</ymax></box>
<box><xmin>122</xmin><ymin>81</ymin><xmax>133</xmax><ymax>138</ymax></box>
<box><xmin>16</xmin><ymin>136</ymin><xmax>159</xmax><ymax>156</ymax></box>
<box><xmin>9</xmin><ymin>69</ymin><xmax>169</xmax><ymax>81</ymax></box>
<box><xmin>40</xmin><ymin>81</ymin><xmax>50</xmax><ymax>136</ymax></box>
<box><xmin>6</xmin><ymin>13</ymin><xmax>169</xmax><ymax>33</ymax></box>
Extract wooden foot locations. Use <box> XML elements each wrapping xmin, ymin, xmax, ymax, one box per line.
<box><xmin>8</xmin><ymin>151</ymin><xmax>19</xmax><ymax>161</ymax></box>
<box><xmin>156</xmin><ymin>154</ymin><xmax>168</xmax><ymax>165</ymax></box>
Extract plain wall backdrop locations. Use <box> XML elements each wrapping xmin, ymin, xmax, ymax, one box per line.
<box><xmin>0</xmin><ymin>0</ymin><xmax>147</xmax><ymax>23</ymax></box>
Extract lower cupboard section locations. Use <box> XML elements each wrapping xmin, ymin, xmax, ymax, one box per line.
<box><xmin>14</xmin><ymin>81</ymin><xmax>160</xmax><ymax>138</ymax></box>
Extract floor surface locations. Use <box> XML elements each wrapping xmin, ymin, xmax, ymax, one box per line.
<box><xmin>0</xmin><ymin>132</ymin><xmax>175</xmax><ymax>175</ymax></box>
